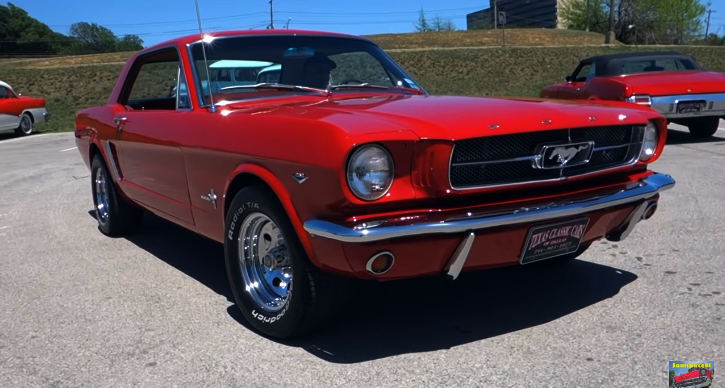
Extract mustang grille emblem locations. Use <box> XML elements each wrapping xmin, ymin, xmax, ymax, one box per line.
<box><xmin>534</xmin><ymin>141</ymin><xmax>594</xmax><ymax>169</ymax></box>
<box><xmin>549</xmin><ymin>145</ymin><xmax>588</xmax><ymax>166</ymax></box>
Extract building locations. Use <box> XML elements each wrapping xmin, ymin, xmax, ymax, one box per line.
<box><xmin>466</xmin><ymin>0</ymin><xmax>567</xmax><ymax>30</ymax></box>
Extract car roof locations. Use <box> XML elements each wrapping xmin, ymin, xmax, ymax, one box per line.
<box><xmin>209</xmin><ymin>60</ymin><xmax>275</xmax><ymax>68</ymax></box>
<box><xmin>0</xmin><ymin>80</ymin><xmax>14</xmax><ymax>90</ymax></box>
<box><xmin>580</xmin><ymin>51</ymin><xmax>701</xmax><ymax>76</ymax></box>
<box><xmin>258</xmin><ymin>64</ymin><xmax>282</xmax><ymax>73</ymax></box>
<box><xmin>142</xmin><ymin>29</ymin><xmax>375</xmax><ymax>52</ymax></box>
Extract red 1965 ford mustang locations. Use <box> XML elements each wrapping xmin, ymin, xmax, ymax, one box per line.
<box><xmin>0</xmin><ymin>80</ymin><xmax>51</xmax><ymax>136</ymax></box>
<box><xmin>74</xmin><ymin>30</ymin><xmax>676</xmax><ymax>338</ymax></box>
<box><xmin>540</xmin><ymin>51</ymin><xmax>725</xmax><ymax>138</ymax></box>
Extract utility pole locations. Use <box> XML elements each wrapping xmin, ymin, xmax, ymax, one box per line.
<box><xmin>605</xmin><ymin>0</ymin><xmax>615</xmax><ymax>44</ymax></box>
<box><xmin>585</xmin><ymin>0</ymin><xmax>590</xmax><ymax>32</ymax></box>
<box><xmin>269</xmin><ymin>0</ymin><xmax>274</xmax><ymax>29</ymax></box>
<box><xmin>705</xmin><ymin>9</ymin><xmax>716</xmax><ymax>39</ymax></box>
<box><xmin>494</xmin><ymin>0</ymin><xmax>498</xmax><ymax>30</ymax></box>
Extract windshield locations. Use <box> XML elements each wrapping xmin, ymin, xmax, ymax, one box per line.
<box><xmin>188</xmin><ymin>34</ymin><xmax>424</xmax><ymax>105</ymax></box>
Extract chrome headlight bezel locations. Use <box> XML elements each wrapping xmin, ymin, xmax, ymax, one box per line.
<box><xmin>346</xmin><ymin>144</ymin><xmax>395</xmax><ymax>201</ymax></box>
<box><xmin>639</xmin><ymin>121</ymin><xmax>658</xmax><ymax>161</ymax></box>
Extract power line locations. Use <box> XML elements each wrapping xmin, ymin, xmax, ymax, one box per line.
<box><xmin>42</xmin><ymin>6</ymin><xmax>480</xmax><ymax>29</ymax></box>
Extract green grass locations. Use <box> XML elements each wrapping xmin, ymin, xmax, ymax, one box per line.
<box><xmin>1</xmin><ymin>42</ymin><xmax>724</xmax><ymax>134</ymax></box>
<box><xmin>367</xmin><ymin>28</ymin><xmax>622</xmax><ymax>49</ymax></box>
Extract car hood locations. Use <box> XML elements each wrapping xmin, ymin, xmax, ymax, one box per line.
<box><xmin>674</xmin><ymin>371</ymin><xmax>706</xmax><ymax>382</ymax></box>
<box><xmin>618</xmin><ymin>70</ymin><xmax>725</xmax><ymax>96</ymax></box>
<box><xmin>226</xmin><ymin>94</ymin><xmax>658</xmax><ymax>141</ymax></box>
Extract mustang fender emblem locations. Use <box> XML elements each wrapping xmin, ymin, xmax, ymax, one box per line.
<box><xmin>201</xmin><ymin>188</ymin><xmax>218</xmax><ymax>209</ymax></box>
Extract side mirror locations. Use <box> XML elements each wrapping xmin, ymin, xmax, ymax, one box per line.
<box><xmin>565</xmin><ymin>76</ymin><xmax>572</xmax><ymax>82</ymax></box>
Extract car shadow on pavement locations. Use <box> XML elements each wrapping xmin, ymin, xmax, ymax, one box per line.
<box><xmin>94</xmin><ymin>211</ymin><xmax>638</xmax><ymax>364</ymax></box>
<box><xmin>666</xmin><ymin>129</ymin><xmax>725</xmax><ymax>145</ymax></box>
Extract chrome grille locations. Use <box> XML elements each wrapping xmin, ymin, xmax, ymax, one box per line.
<box><xmin>450</xmin><ymin>125</ymin><xmax>644</xmax><ymax>189</ymax></box>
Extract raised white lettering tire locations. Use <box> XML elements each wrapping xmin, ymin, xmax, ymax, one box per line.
<box><xmin>90</xmin><ymin>154</ymin><xmax>143</xmax><ymax>236</ymax></box>
<box><xmin>224</xmin><ymin>185</ymin><xmax>349</xmax><ymax>339</ymax></box>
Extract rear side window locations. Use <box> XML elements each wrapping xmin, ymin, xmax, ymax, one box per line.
<box><xmin>620</xmin><ymin>58</ymin><xmax>698</xmax><ymax>75</ymax></box>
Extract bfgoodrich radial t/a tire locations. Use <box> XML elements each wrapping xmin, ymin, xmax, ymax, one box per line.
<box><xmin>224</xmin><ymin>185</ymin><xmax>349</xmax><ymax>339</ymax></box>
<box><xmin>90</xmin><ymin>154</ymin><xmax>143</xmax><ymax>236</ymax></box>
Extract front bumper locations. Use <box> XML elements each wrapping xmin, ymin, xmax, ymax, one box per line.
<box><xmin>674</xmin><ymin>377</ymin><xmax>712</xmax><ymax>388</ymax></box>
<box><xmin>304</xmin><ymin>173</ymin><xmax>675</xmax><ymax>243</ymax></box>
<box><xmin>651</xmin><ymin>92</ymin><xmax>725</xmax><ymax>119</ymax></box>
<box><xmin>304</xmin><ymin>172</ymin><xmax>675</xmax><ymax>280</ymax></box>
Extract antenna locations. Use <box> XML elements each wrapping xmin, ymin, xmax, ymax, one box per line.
<box><xmin>194</xmin><ymin>0</ymin><xmax>217</xmax><ymax>112</ymax></box>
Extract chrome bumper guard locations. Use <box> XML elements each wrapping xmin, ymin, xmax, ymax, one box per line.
<box><xmin>303</xmin><ymin>172</ymin><xmax>676</xmax><ymax>244</ymax></box>
<box><xmin>651</xmin><ymin>92</ymin><xmax>725</xmax><ymax>119</ymax></box>
<box><xmin>675</xmin><ymin>377</ymin><xmax>712</xmax><ymax>388</ymax></box>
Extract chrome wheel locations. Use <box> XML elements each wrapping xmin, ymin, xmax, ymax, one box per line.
<box><xmin>94</xmin><ymin>167</ymin><xmax>110</xmax><ymax>224</ymax></box>
<box><xmin>19</xmin><ymin>115</ymin><xmax>32</xmax><ymax>135</ymax></box>
<box><xmin>238</xmin><ymin>212</ymin><xmax>292</xmax><ymax>313</ymax></box>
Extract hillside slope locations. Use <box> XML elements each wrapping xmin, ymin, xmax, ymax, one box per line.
<box><xmin>1</xmin><ymin>29</ymin><xmax>620</xmax><ymax>69</ymax></box>
<box><xmin>1</xmin><ymin>44</ymin><xmax>723</xmax><ymax>134</ymax></box>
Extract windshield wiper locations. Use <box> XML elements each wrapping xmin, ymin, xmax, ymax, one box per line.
<box><xmin>221</xmin><ymin>83</ymin><xmax>329</xmax><ymax>96</ymax></box>
<box><xmin>330</xmin><ymin>83</ymin><xmax>391</xmax><ymax>90</ymax></box>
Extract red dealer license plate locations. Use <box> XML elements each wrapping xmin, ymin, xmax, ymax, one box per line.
<box><xmin>519</xmin><ymin>218</ymin><xmax>590</xmax><ymax>265</ymax></box>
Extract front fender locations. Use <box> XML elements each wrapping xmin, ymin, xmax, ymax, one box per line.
<box><xmin>223</xmin><ymin>163</ymin><xmax>334</xmax><ymax>271</ymax></box>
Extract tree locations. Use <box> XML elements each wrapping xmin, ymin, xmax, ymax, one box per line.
<box><xmin>116</xmin><ymin>34</ymin><xmax>144</xmax><ymax>51</ymax></box>
<box><xmin>0</xmin><ymin>2</ymin><xmax>71</xmax><ymax>54</ymax></box>
<box><xmin>415</xmin><ymin>9</ymin><xmax>456</xmax><ymax>32</ymax></box>
<box><xmin>558</xmin><ymin>0</ymin><xmax>709</xmax><ymax>45</ymax></box>
<box><xmin>414</xmin><ymin>8</ymin><xmax>432</xmax><ymax>32</ymax></box>
<box><xmin>431</xmin><ymin>15</ymin><xmax>457</xmax><ymax>31</ymax></box>
<box><xmin>69</xmin><ymin>22</ymin><xmax>118</xmax><ymax>53</ymax></box>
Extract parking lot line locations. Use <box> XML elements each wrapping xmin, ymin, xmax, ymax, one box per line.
<box><xmin>0</xmin><ymin>133</ymin><xmax>53</xmax><ymax>145</ymax></box>
<box><xmin>61</xmin><ymin>147</ymin><xmax>77</xmax><ymax>152</ymax></box>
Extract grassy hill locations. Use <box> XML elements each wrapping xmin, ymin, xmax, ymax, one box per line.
<box><xmin>0</xmin><ymin>29</ymin><xmax>617</xmax><ymax>70</ymax></box>
<box><xmin>1</xmin><ymin>30</ymin><xmax>724</xmax><ymax>134</ymax></box>
<box><xmin>367</xmin><ymin>28</ymin><xmax>622</xmax><ymax>49</ymax></box>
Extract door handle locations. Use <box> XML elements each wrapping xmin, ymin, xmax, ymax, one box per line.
<box><xmin>113</xmin><ymin>116</ymin><xmax>127</xmax><ymax>131</ymax></box>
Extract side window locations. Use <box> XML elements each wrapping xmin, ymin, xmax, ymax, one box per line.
<box><xmin>572</xmin><ymin>63</ymin><xmax>592</xmax><ymax>82</ymax></box>
<box><xmin>0</xmin><ymin>87</ymin><xmax>8</xmax><ymax>99</ymax></box>
<box><xmin>218</xmin><ymin>69</ymin><xmax>231</xmax><ymax>82</ymax></box>
<box><xmin>585</xmin><ymin>63</ymin><xmax>596</xmax><ymax>82</ymax></box>
<box><xmin>122</xmin><ymin>49</ymin><xmax>182</xmax><ymax>111</ymax></box>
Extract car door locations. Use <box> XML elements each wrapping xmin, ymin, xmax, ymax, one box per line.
<box><xmin>559</xmin><ymin>61</ymin><xmax>595</xmax><ymax>100</ymax></box>
<box><xmin>112</xmin><ymin>48</ymin><xmax>196</xmax><ymax>226</ymax></box>
<box><xmin>0</xmin><ymin>86</ymin><xmax>20</xmax><ymax>131</ymax></box>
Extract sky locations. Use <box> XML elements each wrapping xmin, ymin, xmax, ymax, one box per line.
<box><xmin>7</xmin><ymin>0</ymin><xmax>489</xmax><ymax>47</ymax></box>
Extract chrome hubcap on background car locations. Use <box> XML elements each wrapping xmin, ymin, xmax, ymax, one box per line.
<box><xmin>94</xmin><ymin>168</ymin><xmax>110</xmax><ymax>224</ymax></box>
<box><xmin>238</xmin><ymin>213</ymin><xmax>292</xmax><ymax>313</ymax></box>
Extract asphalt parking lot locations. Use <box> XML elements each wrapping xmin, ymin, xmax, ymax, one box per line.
<box><xmin>1</xmin><ymin>122</ymin><xmax>724</xmax><ymax>387</ymax></box>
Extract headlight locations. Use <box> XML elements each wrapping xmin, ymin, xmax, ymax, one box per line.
<box><xmin>639</xmin><ymin>121</ymin><xmax>658</xmax><ymax>161</ymax></box>
<box><xmin>701</xmin><ymin>369</ymin><xmax>707</xmax><ymax>376</ymax></box>
<box><xmin>346</xmin><ymin>144</ymin><xmax>394</xmax><ymax>201</ymax></box>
